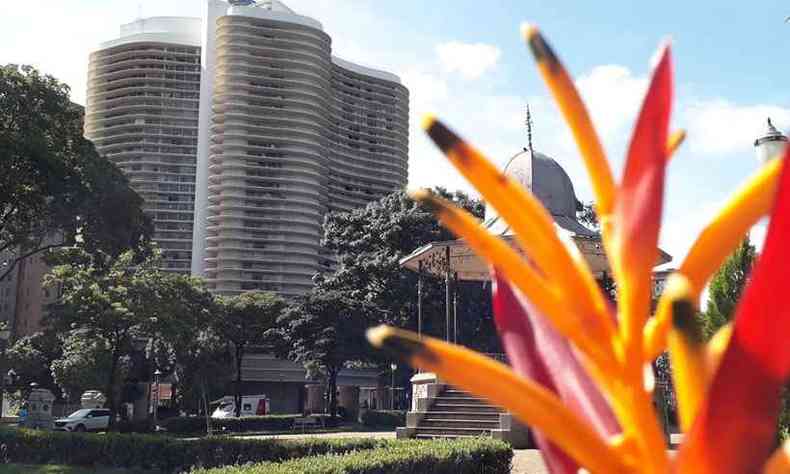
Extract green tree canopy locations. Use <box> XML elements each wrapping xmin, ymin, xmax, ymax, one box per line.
<box><xmin>0</xmin><ymin>64</ymin><xmax>151</xmax><ymax>280</ymax></box>
<box><xmin>319</xmin><ymin>189</ymin><xmax>498</xmax><ymax>352</ymax></box>
<box><xmin>277</xmin><ymin>288</ymin><xmax>377</xmax><ymax>418</ymax></box>
<box><xmin>44</xmin><ymin>247</ymin><xmax>166</xmax><ymax>427</ymax></box>
<box><xmin>700</xmin><ymin>236</ymin><xmax>756</xmax><ymax>338</ymax></box>
<box><xmin>215</xmin><ymin>291</ymin><xmax>287</xmax><ymax>417</ymax></box>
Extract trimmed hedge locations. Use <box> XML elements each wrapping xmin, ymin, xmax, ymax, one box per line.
<box><xmin>160</xmin><ymin>415</ymin><xmax>297</xmax><ymax>434</ymax></box>
<box><xmin>0</xmin><ymin>428</ymin><xmax>386</xmax><ymax>472</ymax></box>
<box><xmin>194</xmin><ymin>438</ymin><xmax>513</xmax><ymax>474</ymax></box>
<box><xmin>360</xmin><ymin>410</ymin><xmax>406</xmax><ymax>428</ymax></box>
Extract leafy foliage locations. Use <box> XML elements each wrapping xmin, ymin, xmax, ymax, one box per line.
<box><xmin>319</xmin><ymin>189</ymin><xmax>497</xmax><ymax>351</ymax></box>
<box><xmin>50</xmin><ymin>331</ymin><xmax>118</xmax><ymax>402</ymax></box>
<box><xmin>277</xmin><ymin>289</ymin><xmax>376</xmax><ymax>417</ymax></box>
<box><xmin>194</xmin><ymin>437</ymin><xmax>513</xmax><ymax>474</ymax></box>
<box><xmin>0</xmin><ymin>64</ymin><xmax>151</xmax><ymax>281</ymax></box>
<box><xmin>216</xmin><ymin>292</ymin><xmax>287</xmax><ymax>417</ymax></box>
<box><xmin>160</xmin><ymin>415</ymin><xmax>299</xmax><ymax>434</ymax></box>
<box><xmin>0</xmin><ymin>427</ymin><xmax>389</xmax><ymax>471</ymax></box>
<box><xmin>4</xmin><ymin>331</ymin><xmax>61</xmax><ymax>401</ymax></box>
<box><xmin>44</xmin><ymin>248</ymin><xmax>166</xmax><ymax>426</ymax></box>
<box><xmin>700</xmin><ymin>237</ymin><xmax>756</xmax><ymax>338</ymax></box>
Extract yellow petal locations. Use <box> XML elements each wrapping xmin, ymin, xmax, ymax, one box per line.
<box><xmin>412</xmin><ymin>189</ymin><xmax>616</xmax><ymax>366</ymax></box>
<box><xmin>521</xmin><ymin>23</ymin><xmax>616</xmax><ymax>217</ymax></box>
<box><xmin>421</xmin><ymin>116</ymin><xmax>611</xmax><ymax>333</ymax></box>
<box><xmin>667</xmin><ymin>129</ymin><xmax>686</xmax><ymax>160</ymax></box>
<box><xmin>764</xmin><ymin>441</ymin><xmax>790</xmax><ymax>474</ymax></box>
<box><xmin>367</xmin><ymin>325</ymin><xmax>632</xmax><ymax>474</ymax></box>
<box><xmin>705</xmin><ymin>322</ymin><xmax>733</xmax><ymax>377</ymax></box>
<box><xmin>643</xmin><ymin>157</ymin><xmax>782</xmax><ymax>360</ymax></box>
<box><xmin>665</xmin><ymin>274</ymin><xmax>708</xmax><ymax>432</ymax></box>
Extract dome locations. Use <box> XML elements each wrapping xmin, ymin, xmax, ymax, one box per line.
<box><xmin>484</xmin><ymin>149</ymin><xmax>596</xmax><ymax>237</ymax></box>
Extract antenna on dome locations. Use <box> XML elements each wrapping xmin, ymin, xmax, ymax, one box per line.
<box><xmin>525</xmin><ymin>103</ymin><xmax>534</xmax><ymax>153</ymax></box>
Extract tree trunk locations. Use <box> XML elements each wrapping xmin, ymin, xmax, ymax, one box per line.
<box><xmin>328</xmin><ymin>367</ymin><xmax>338</xmax><ymax>420</ymax></box>
<box><xmin>106</xmin><ymin>348</ymin><xmax>120</xmax><ymax>430</ymax></box>
<box><xmin>234</xmin><ymin>345</ymin><xmax>243</xmax><ymax>418</ymax></box>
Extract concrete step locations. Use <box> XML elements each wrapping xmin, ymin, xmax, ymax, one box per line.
<box><xmin>415</xmin><ymin>426</ymin><xmax>494</xmax><ymax>437</ymax></box>
<box><xmin>431</xmin><ymin>402</ymin><xmax>503</xmax><ymax>413</ymax></box>
<box><xmin>414</xmin><ymin>433</ymin><xmax>486</xmax><ymax>440</ymax></box>
<box><xmin>419</xmin><ymin>418</ymin><xmax>501</xmax><ymax>429</ymax></box>
<box><xmin>441</xmin><ymin>389</ymin><xmax>484</xmax><ymax>399</ymax></box>
<box><xmin>432</xmin><ymin>396</ymin><xmax>491</xmax><ymax>405</ymax></box>
<box><xmin>419</xmin><ymin>411</ymin><xmax>501</xmax><ymax>421</ymax></box>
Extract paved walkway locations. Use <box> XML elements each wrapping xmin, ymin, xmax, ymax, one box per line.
<box><xmin>239</xmin><ymin>430</ymin><xmax>396</xmax><ymax>440</ymax></box>
<box><xmin>512</xmin><ymin>450</ymin><xmax>548</xmax><ymax>473</ymax></box>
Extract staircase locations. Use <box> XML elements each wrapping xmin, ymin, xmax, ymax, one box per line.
<box><xmin>397</xmin><ymin>382</ymin><xmax>531</xmax><ymax>447</ymax></box>
<box><xmin>413</xmin><ymin>387</ymin><xmax>503</xmax><ymax>439</ymax></box>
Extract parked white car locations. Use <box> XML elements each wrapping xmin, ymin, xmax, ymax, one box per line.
<box><xmin>211</xmin><ymin>395</ymin><xmax>270</xmax><ymax>418</ymax></box>
<box><xmin>53</xmin><ymin>408</ymin><xmax>111</xmax><ymax>432</ymax></box>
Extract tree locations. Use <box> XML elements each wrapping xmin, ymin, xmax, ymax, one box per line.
<box><xmin>577</xmin><ymin>200</ymin><xmax>600</xmax><ymax>232</ymax></box>
<box><xmin>0</xmin><ymin>64</ymin><xmax>151</xmax><ymax>281</ymax></box>
<box><xmin>50</xmin><ymin>331</ymin><xmax>118</xmax><ymax>402</ymax></box>
<box><xmin>44</xmin><ymin>248</ymin><xmax>165</xmax><ymax>428</ymax></box>
<box><xmin>277</xmin><ymin>289</ymin><xmax>375</xmax><ymax>418</ymax></box>
<box><xmin>4</xmin><ymin>330</ymin><xmax>61</xmax><ymax>401</ymax></box>
<box><xmin>152</xmin><ymin>275</ymin><xmax>230</xmax><ymax>415</ymax></box>
<box><xmin>700</xmin><ymin>237</ymin><xmax>757</xmax><ymax>338</ymax></box>
<box><xmin>319</xmin><ymin>189</ymin><xmax>498</xmax><ymax>351</ymax></box>
<box><xmin>215</xmin><ymin>292</ymin><xmax>286</xmax><ymax>418</ymax></box>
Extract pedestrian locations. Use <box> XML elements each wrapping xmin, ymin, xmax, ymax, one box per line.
<box><xmin>17</xmin><ymin>404</ymin><xmax>28</xmax><ymax>428</ymax></box>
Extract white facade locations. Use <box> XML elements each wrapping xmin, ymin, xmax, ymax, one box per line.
<box><xmin>194</xmin><ymin>0</ymin><xmax>408</xmax><ymax>296</ymax></box>
<box><xmin>86</xmin><ymin>17</ymin><xmax>202</xmax><ymax>273</ymax></box>
<box><xmin>89</xmin><ymin>1</ymin><xmax>408</xmax><ymax>294</ymax></box>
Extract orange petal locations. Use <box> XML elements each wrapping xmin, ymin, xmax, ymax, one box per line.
<box><xmin>612</xmin><ymin>42</ymin><xmax>673</xmax><ymax>365</ymax></box>
<box><xmin>677</xmin><ymin>149</ymin><xmax>790</xmax><ymax>474</ymax></box>
<box><xmin>521</xmin><ymin>23</ymin><xmax>616</xmax><ymax>217</ymax></box>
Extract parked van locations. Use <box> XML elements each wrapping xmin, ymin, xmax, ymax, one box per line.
<box><xmin>211</xmin><ymin>395</ymin><xmax>270</xmax><ymax>418</ymax></box>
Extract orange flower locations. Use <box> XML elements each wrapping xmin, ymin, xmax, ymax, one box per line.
<box><xmin>368</xmin><ymin>23</ymin><xmax>790</xmax><ymax>473</ymax></box>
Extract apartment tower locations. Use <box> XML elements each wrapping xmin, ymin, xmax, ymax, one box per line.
<box><xmin>85</xmin><ymin>17</ymin><xmax>202</xmax><ymax>273</ymax></box>
<box><xmin>88</xmin><ymin>1</ymin><xmax>409</xmax><ymax>294</ymax></box>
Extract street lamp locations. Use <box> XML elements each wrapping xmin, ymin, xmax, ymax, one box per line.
<box><xmin>754</xmin><ymin>117</ymin><xmax>787</xmax><ymax>163</ymax></box>
<box><xmin>390</xmin><ymin>363</ymin><xmax>397</xmax><ymax>410</ymax></box>
<box><xmin>152</xmin><ymin>369</ymin><xmax>162</xmax><ymax>429</ymax></box>
<box><xmin>0</xmin><ymin>327</ymin><xmax>10</xmax><ymax>419</ymax></box>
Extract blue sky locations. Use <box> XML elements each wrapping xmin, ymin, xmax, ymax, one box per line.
<box><xmin>2</xmin><ymin>0</ymin><xmax>788</xmax><ymax>272</ymax></box>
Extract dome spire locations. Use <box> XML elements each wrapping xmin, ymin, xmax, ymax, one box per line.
<box><xmin>525</xmin><ymin>103</ymin><xmax>534</xmax><ymax>153</ymax></box>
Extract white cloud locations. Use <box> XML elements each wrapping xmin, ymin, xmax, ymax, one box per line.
<box><xmin>575</xmin><ymin>65</ymin><xmax>648</xmax><ymax>152</ymax></box>
<box><xmin>435</xmin><ymin>41</ymin><xmax>502</xmax><ymax>80</ymax></box>
<box><xmin>684</xmin><ymin>100</ymin><xmax>790</xmax><ymax>156</ymax></box>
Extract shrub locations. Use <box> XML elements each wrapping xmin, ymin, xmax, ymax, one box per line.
<box><xmin>194</xmin><ymin>438</ymin><xmax>513</xmax><ymax>474</ymax></box>
<box><xmin>160</xmin><ymin>415</ymin><xmax>297</xmax><ymax>434</ymax></box>
<box><xmin>360</xmin><ymin>410</ymin><xmax>406</xmax><ymax>428</ymax></box>
<box><xmin>0</xmin><ymin>427</ymin><xmax>386</xmax><ymax>472</ymax></box>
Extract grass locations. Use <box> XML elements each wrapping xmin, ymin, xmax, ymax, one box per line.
<box><xmin>0</xmin><ymin>466</ymin><xmax>153</xmax><ymax>474</ymax></box>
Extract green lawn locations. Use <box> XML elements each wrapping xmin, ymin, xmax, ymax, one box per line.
<box><xmin>0</xmin><ymin>465</ymin><xmax>153</xmax><ymax>474</ymax></box>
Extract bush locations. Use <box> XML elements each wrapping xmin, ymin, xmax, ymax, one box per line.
<box><xmin>0</xmin><ymin>427</ymin><xmax>387</xmax><ymax>472</ymax></box>
<box><xmin>360</xmin><ymin>410</ymin><xmax>406</xmax><ymax>428</ymax></box>
<box><xmin>194</xmin><ymin>438</ymin><xmax>513</xmax><ymax>474</ymax></box>
<box><xmin>160</xmin><ymin>415</ymin><xmax>297</xmax><ymax>434</ymax></box>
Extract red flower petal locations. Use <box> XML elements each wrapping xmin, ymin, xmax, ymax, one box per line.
<box><xmin>492</xmin><ymin>270</ymin><xmax>619</xmax><ymax>473</ymax></box>
<box><xmin>614</xmin><ymin>44</ymin><xmax>673</xmax><ymax>329</ymax></box>
<box><xmin>677</xmin><ymin>148</ymin><xmax>790</xmax><ymax>473</ymax></box>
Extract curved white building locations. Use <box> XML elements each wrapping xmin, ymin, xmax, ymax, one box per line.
<box><xmin>86</xmin><ymin>17</ymin><xmax>202</xmax><ymax>273</ymax></box>
<box><xmin>88</xmin><ymin>2</ymin><xmax>408</xmax><ymax>292</ymax></box>
<box><xmin>194</xmin><ymin>0</ymin><xmax>408</xmax><ymax>296</ymax></box>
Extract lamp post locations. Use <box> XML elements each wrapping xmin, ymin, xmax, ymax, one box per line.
<box><xmin>390</xmin><ymin>363</ymin><xmax>397</xmax><ymax>410</ymax></box>
<box><xmin>0</xmin><ymin>327</ymin><xmax>10</xmax><ymax>419</ymax></box>
<box><xmin>754</xmin><ymin>117</ymin><xmax>787</xmax><ymax>163</ymax></box>
<box><xmin>152</xmin><ymin>369</ymin><xmax>161</xmax><ymax>429</ymax></box>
